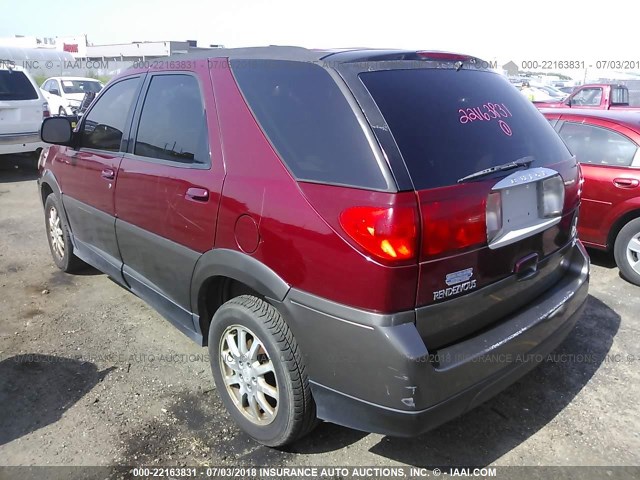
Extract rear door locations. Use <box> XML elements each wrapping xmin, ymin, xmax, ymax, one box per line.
<box><xmin>54</xmin><ymin>75</ymin><xmax>143</xmax><ymax>280</ymax></box>
<box><xmin>557</xmin><ymin>120</ymin><xmax>640</xmax><ymax>247</ymax></box>
<box><xmin>0</xmin><ymin>69</ymin><xmax>42</xmax><ymax>138</ymax></box>
<box><xmin>115</xmin><ymin>65</ymin><xmax>224</xmax><ymax>331</ymax></box>
<box><xmin>344</xmin><ymin>62</ymin><xmax>579</xmax><ymax>349</ymax></box>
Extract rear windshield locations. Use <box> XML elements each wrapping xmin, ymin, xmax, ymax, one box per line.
<box><xmin>0</xmin><ymin>70</ymin><xmax>38</xmax><ymax>101</ymax></box>
<box><xmin>360</xmin><ymin>69</ymin><xmax>572</xmax><ymax>190</ymax></box>
<box><xmin>232</xmin><ymin>60</ymin><xmax>387</xmax><ymax>190</ymax></box>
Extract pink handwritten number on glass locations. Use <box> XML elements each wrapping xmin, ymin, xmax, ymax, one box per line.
<box><xmin>499</xmin><ymin>120</ymin><xmax>512</xmax><ymax>136</ymax></box>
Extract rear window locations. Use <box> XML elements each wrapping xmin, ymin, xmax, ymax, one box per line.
<box><xmin>360</xmin><ymin>69</ymin><xmax>572</xmax><ymax>190</ymax></box>
<box><xmin>611</xmin><ymin>87</ymin><xmax>629</xmax><ymax>105</ymax></box>
<box><xmin>232</xmin><ymin>60</ymin><xmax>387</xmax><ymax>190</ymax></box>
<box><xmin>0</xmin><ymin>70</ymin><xmax>38</xmax><ymax>101</ymax></box>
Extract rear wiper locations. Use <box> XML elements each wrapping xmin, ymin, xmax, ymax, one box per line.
<box><xmin>457</xmin><ymin>157</ymin><xmax>534</xmax><ymax>183</ymax></box>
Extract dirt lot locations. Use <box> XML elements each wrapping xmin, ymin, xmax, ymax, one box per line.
<box><xmin>1</xmin><ymin>157</ymin><xmax>639</xmax><ymax>472</ymax></box>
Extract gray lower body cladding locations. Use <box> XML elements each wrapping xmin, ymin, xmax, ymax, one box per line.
<box><xmin>276</xmin><ymin>240</ymin><xmax>590</xmax><ymax>436</ymax></box>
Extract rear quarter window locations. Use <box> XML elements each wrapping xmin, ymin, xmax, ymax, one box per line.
<box><xmin>360</xmin><ymin>68</ymin><xmax>573</xmax><ymax>189</ymax></box>
<box><xmin>231</xmin><ymin>60</ymin><xmax>387</xmax><ymax>190</ymax></box>
<box><xmin>0</xmin><ymin>70</ymin><xmax>38</xmax><ymax>101</ymax></box>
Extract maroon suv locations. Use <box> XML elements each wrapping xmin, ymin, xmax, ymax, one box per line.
<box><xmin>38</xmin><ymin>47</ymin><xmax>589</xmax><ymax>446</ymax></box>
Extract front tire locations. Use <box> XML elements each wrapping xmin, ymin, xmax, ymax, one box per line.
<box><xmin>44</xmin><ymin>194</ymin><xmax>85</xmax><ymax>272</ymax></box>
<box><xmin>208</xmin><ymin>295</ymin><xmax>317</xmax><ymax>447</ymax></box>
<box><xmin>614</xmin><ymin>217</ymin><xmax>640</xmax><ymax>286</ymax></box>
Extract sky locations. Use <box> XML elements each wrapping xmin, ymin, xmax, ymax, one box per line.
<box><xmin>1</xmin><ymin>0</ymin><xmax>640</xmax><ymax>66</ymax></box>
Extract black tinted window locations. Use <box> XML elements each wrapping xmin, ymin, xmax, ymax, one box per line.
<box><xmin>0</xmin><ymin>70</ymin><xmax>37</xmax><ymax>100</ymax></box>
<box><xmin>559</xmin><ymin>122</ymin><xmax>637</xmax><ymax>166</ymax></box>
<box><xmin>360</xmin><ymin>69</ymin><xmax>572</xmax><ymax>189</ymax></box>
<box><xmin>134</xmin><ymin>75</ymin><xmax>209</xmax><ymax>165</ymax></box>
<box><xmin>81</xmin><ymin>78</ymin><xmax>138</xmax><ymax>151</ymax></box>
<box><xmin>611</xmin><ymin>87</ymin><xmax>629</xmax><ymax>105</ymax></box>
<box><xmin>233</xmin><ymin>60</ymin><xmax>387</xmax><ymax>189</ymax></box>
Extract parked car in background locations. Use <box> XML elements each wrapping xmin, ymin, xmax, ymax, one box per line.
<box><xmin>558</xmin><ymin>86</ymin><xmax>576</xmax><ymax>95</ymax></box>
<box><xmin>38</xmin><ymin>47</ymin><xmax>589</xmax><ymax>446</ymax></box>
<box><xmin>519</xmin><ymin>83</ymin><xmax>555</xmax><ymax>102</ymax></box>
<box><xmin>536</xmin><ymin>84</ymin><xmax>636</xmax><ymax>109</ymax></box>
<box><xmin>532</xmin><ymin>84</ymin><xmax>568</xmax><ymax>100</ymax></box>
<box><xmin>41</xmin><ymin>77</ymin><xmax>103</xmax><ymax>116</ymax></box>
<box><xmin>543</xmin><ymin>108</ymin><xmax>640</xmax><ymax>285</ymax></box>
<box><xmin>0</xmin><ymin>64</ymin><xmax>49</xmax><ymax>166</ymax></box>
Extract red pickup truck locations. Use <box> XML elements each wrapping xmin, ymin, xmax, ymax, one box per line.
<box><xmin>535</xmin><ymin>84</ymin><xmax>637</xmax><ymax>109</ymax></box>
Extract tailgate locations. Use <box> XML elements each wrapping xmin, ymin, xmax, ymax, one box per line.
<box><xmin>0</xmin><ymin>99</ymin><xmax>43</xmax><ymax>135</ymax></box>
<box><xmin>0</xmin><ymin>69</ymin><xmax>42</xmax><ymax>136</ymax></box>
<box><xmin>355</xmin><ymin>63</ymin><xmax>581</xmax><ymax>349</ymax></box>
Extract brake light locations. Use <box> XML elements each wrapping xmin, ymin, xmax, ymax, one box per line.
<box><xmin>339</xmin><ymin>206</ymin><xmax>417</xmax><ymax>262</ymax></box>
<box><xmin>416</xmin><ymin>51</ymin><xmax>471</xmax><ymax>62</ymax></box>
<box><xmin>42</xmin><ymin>102</ymin><xmax>50</xmax><ymax>118</ymax></box>
<box><xmin>423</xmin><ymin>198</ymin><xmax>486</xmax><ymax>257</ymax></box>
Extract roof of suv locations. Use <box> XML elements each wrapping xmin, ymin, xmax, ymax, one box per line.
<box><xmin>162</xmin><ymin>46</ymin><xmax>484</xmax><ymax>65</ymax></box>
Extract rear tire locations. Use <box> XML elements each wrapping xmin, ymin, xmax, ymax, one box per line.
<box><xmin>613</xmin><ymin>217</ymin><xmax>640</xmax><ymax>286</ymax></box>
<box><xmin>44</xmin><ymin>194</ymin><xmax>86</xmax><ymax>273</ymax></box>
<box><xmin>208</xmin><ymin>295</ymin><xmax>317</xmax><ymax>447</ymax></box>
<box><xmin>58</xmin><ymin>106</ymin><xmax>66</xmax><ymax>116</ymax></box>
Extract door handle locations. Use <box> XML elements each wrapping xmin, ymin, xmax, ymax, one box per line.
<box><xmin>185</xmin><ymin>187</ymin><xmax>209</xmax><ymax>202</ymax></box>
<box><xmin>101</xmin><ymin>168</ymin><xmax>115</xmax><ymax>180</ymax></box>
<box><xmin>613</xmin><ymin>177</ymin><xmax>639</xmax><ymax>189</ymax></box>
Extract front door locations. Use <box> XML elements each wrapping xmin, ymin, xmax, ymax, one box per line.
<box><xmin>557</xmin><ymin>120</ymin><xmax>640</xmax><ymax>247</ymax></box>
<box><xmin>55</xmin><ymin>75</ymin><xmax>143</xmax><ymax>280</ymax></box>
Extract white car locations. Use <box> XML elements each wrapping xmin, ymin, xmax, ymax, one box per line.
<box><xmin>41</xmin><ymin>76</ymin><xmax>103</xmax><ymax>116</ymax></box>
<box><xmin>0</xmin><ymin>64</ymin><xmax>49</xmax><ymax>163</ymax></box>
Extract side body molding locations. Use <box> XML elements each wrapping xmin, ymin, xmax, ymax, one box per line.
<box><xmin>190</xmin><ymin>248</ymin><xmax>291</xmax><ymax>316</ymax></box>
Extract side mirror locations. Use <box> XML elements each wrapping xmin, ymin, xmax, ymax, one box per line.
<box><xmin>50</xmin><ymin>89</ymin><xmax>60</xmax><ymax>96</ymax></box>
<box><xmin>41</xmin><ymin>117</ymin><xmax>74</xmax><ymax>145</ymax></box>
<box><xmin>566</xmin><ymin>98</ymin><xmax>572</xmax><ymax>107</ymax></box>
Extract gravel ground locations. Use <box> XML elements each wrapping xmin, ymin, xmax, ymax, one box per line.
<box><xmin>1</xmin><ymin>158</ymin><xmax>639</xmax><ymax>473</ymax></box>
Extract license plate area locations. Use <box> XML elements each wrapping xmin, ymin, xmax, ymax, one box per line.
<box><xmin>488</xmin><ymin>167</ymin><xmax>563</xmax><ymax>250</ymax></box>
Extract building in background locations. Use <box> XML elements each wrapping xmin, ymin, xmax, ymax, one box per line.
<box><xmin>0</xmin><ymin>35</ymin><xmax>221</xmax><ymax>79</ymax></box>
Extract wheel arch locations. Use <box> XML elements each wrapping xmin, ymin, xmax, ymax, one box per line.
<box><xmin>191</xmin><ymin>249</ymin><xmax>290</xmax><ymax>345</ymax></box>
<box><xmin>607</xmin><ymin>208</ymin><xmax>640</xmax><ymax>250</ymax></box>
<box><xmin>39</xmin><ymin>169</ymin><xmax>62</xmax><ymax>206</ymax></box>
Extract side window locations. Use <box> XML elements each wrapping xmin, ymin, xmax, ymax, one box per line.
<box><xmin>232</xmin><ymin>60</ymin><xmax>387</xmax><ymax>189</ymax></box>
<box><xmin>611</xmin><ymin>87</ymin><xmax>629</xmax><ymax>105</ymax></box>
<box><xmin>571</xmin><ymin>88</ymin><xmax>602</xmax><ymax>106</ymax></box>
<box><xmin>558</xmin><ymin>122</ymin><xmax>637</xmax><ymax>166</ymax></box>
<box><xmin>134</xmin><ymin>74</ymin><xmax>209</xmax><ymax>165</ymax></box>
<box><xmin>80</xmin><ymin>77</ymin><xmax>138</xmax><ymax>152</ymax></box>
<box><xmin>42</xmin><ymin>80</ymin><xmax>51</xmax><ymax>92</ymax></box>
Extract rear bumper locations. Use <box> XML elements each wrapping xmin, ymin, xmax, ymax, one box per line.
<box><xmin>0</xmin><ymin>132</ymin><xmax>45</xmax><ymax>155</ymax></box>
<box><xmin>278</xmin><ymin>240</ymin><xmax>589</xmax><ymax>437</ymax></box>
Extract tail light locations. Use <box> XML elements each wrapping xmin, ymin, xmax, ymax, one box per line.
<box><xmin>538</xmin><ymin>175</ymin><xmax>565</xmax><ymax>218</ymax></box>
<box><xmin>486</xmin><ymin>192</ymin><xmax>502</xmax><ymax>243</ymax></box>
<box><xmin>577</xmin><ymin>163</ymin><xmax>585</xmax><ymax>197</ymax></box>
<box><xmin>42</xmin><ymin>102</ymin><xmax>50</xmax><ymax>118</ymax></box>
<box><xmin>422</xmin><ymin>198</ymin><xmax>486</xmax><ymax>257</ymax></box>
<box><xmin>339</xmin><ymin>206</ymin><xmax>417</xmax><ymax>262</ymax></box>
